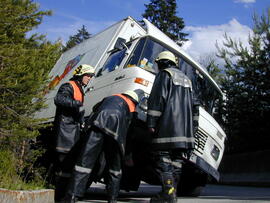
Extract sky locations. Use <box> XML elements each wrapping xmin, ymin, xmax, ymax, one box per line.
<box><xmin>34</xmin><ymin>0</ymin><xmax>270</xmax><ymax>64</ymax></box>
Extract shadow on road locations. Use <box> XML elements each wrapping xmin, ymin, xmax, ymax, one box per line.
<box><xmin>80</xmin><ymin>183</ymin><xmax>270</xmax><ymax>203</ymax></box>
<box><xmin>84</xmin><ymin>183</ymin><xmax>159</xmax><ymax>202</ymax></box>
<box><xmin>201</xmin><ymin>184</ymin><xmax>270</xmax><ymax>201</ymax></box>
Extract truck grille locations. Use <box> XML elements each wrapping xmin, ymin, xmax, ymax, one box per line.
<box><xmin>194</xmin><ymin>129</ymin><xmax>208</xmax><ymax>155</ymax></box>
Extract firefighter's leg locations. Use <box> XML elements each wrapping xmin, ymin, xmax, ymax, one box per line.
<box><xmin>54</xmin><ymin>152</ymin><xmax>71</xmax><ymax>202</ymax></box>
<box><xmin>150</xmin><ymin>151</ymin><xmax>177</xmax><ymax>203</ymax></box>
<box><xmin>55</xmin><ymin>140</ymin><xmax>85</xmax><ymax>202</ymax></box>
<box><xmin>171</xmin><ymin>152</ymin><xmax>183</xmax><ymax>198</ymax></box>
<box><xmin>66</xmin><ymin>128</ymin><xmax>105</xmax><ymax>199</ymax></box>
<box><xmin>104</xmin><ymin>136</ymin><xmax>122</xmax><ymax>203</ymax></box>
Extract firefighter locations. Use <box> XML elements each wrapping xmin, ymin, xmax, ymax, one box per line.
<box><xmin>53</xmin><ymin>64</ymin><xmax>95</xmax><ymax>202</ymax></box>
<box><xmin>65</xmin><ymin>89</ymin><xmax>144</xmax><ymax>203</ymax></box>
<box><xmin>147</xmin><ymin>51</ymin><xmax>195</xmax><ymax>203</ymax></box>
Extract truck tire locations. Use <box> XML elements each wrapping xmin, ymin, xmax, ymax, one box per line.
<box><xmin>176</xmin><ymin>164</ymin><xmax>207</xmax><ymax>197</ymax></box>
<box><xmin>177</xmin><ymin>183</ymin><xmax>204</xmax><ymax>197</ymax></box>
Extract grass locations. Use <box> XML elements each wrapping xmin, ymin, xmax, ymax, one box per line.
<box><xmin>0</xmin><ymin>149</ymin><xmax>45</xmax><ymax>190</ymax></box>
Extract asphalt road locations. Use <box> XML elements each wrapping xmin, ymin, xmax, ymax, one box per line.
<box><xmin>76</xmin><ymin>182</ymin><xmax>270</xmax><ymax>203</ymax></box>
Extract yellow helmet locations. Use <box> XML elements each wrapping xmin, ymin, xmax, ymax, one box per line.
<box><xmin>155</xmin><ymin>51</ymin><xmax>178</xmax><ymax>65</ymax></box>
<box><xmin>73</xmin><ymin>64</ymin><xmax>95</xmax><ymax>76</ymax></box>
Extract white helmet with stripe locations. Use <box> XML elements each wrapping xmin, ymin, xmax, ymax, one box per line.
<box><xmin>73</xmin><ymin>64</ymin><xmax>96</xmax><ymax>76</ymax></box>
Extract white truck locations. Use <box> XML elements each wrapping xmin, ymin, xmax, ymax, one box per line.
<box><xmin>38</xmin><ymin>16</ymin><xmax>226</xmax><ymax>196</ymax></box>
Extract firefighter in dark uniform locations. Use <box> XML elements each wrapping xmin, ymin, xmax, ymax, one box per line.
<box><xmin>65</xmin><ymin>89</ymin><xmax>144</xmax><ymax>203</ymax></box>
<box><xmin>147</xmin><ymin>51</ymin><xmax>195</xmax><ymax>203</ymax></box>
<box><xmin>53</xmin><ymin>64</ymin><xmax>95</xmax><ymax>201</ymax></box>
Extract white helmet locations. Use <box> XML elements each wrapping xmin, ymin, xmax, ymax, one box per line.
<box><xmin>155</xmin><ymin>51</ymin><xmax>178</xmax><ymax>65</ymax></box>
<box><xmin>73</xmin><ymin>64</ymin><xmax>95</xmax><ymax>76</ymax></box>
<box><xmin>123</xmin><ymin>89</ymin><xmax>145</xmax><ymax>103</ymax></box>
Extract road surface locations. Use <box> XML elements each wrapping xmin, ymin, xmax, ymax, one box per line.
<box><xmin>76</xmin><ymin>182</ymin><xmax>270</xmax><ymax>203</ymax></box>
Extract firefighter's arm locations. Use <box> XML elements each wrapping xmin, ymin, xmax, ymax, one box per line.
<box><xmin>54</xmin><ymin>83</ymin><xmax>82</xmax><ymax>108</ymax></box>
<box><xmin>147</xmin><ymin>71</ymin><xmax>170</xmax><ymax>131</ymax></box>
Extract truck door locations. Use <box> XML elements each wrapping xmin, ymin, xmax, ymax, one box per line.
<box><xmin>84</xmin><ymin>47</ymin><xmax>128</xmax><ymax>114</ymax></box>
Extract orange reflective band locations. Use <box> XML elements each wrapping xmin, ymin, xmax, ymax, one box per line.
<box><xmin>114</xmin><ymin>94</ymin><xmax>136</xmax><ymax>112</ymax></box>
<box><xmin>68</xmin><ymin>81</ymin><xmax>83</xmax><ymax>103</ymax></box>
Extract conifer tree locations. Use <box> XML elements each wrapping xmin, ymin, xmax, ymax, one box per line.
<box><xmin>0</xmin><ymin>0</ymin><xmax>61</xmax><ymax>188</ymax></box>
<box><xmin>63</xmin><ymin>25</ymin><xmax>91</xmax><ymax>52</ymax></box>
<box><xmin>199</xmin><ymin>54</ymin><xmax>223</xmax><ymax>85</ymax></box>
<box><xmin>142</xmin><ymin>0</ymin><xmax>188</xmax><ymax>46</ymax></box>
<box><xmin>217</xmin><ymin>8</ymin><xmax>270</xmax><ymax>153</ymax></box>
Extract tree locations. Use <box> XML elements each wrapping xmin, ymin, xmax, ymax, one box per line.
<box><xmin>63</xmin><ymin>25</ymin><xmax>91</xmax><ymax>52</ymax></box>
<box><xmin>198</xmin><ymin>53</ymin><xmax>223</xmax><ymax>85</ymax></box>
<box><xmin>217</xmin><ymin>8</ymin><xmax>270</xmax><ymax>153</ymax></box>
<box><xmin>0</xmin><ymin>0</ymin><xmax>61</xmax><ymax>189</ymax></box>
<box><xmin>142</xmin><ymin>0</ymin><xmax>188</xmax><ymax>46</ymax></box>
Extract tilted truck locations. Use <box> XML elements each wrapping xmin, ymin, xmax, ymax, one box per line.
<box><xmin>37</xmin><ymin>16</ymin><xmax>226</xmax><ymax>196</ymax></box>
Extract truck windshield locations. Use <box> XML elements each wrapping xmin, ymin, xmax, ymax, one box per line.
<box><xmin>126</xmin><ymin>37</ymin><xmax>223</xmax><ymax>117</ymax></box>
<box><xmin>125</xmin><ymin>37</ymin><xmax>167</xmax><ymax>74</ymax></box>
<box><xmin>178</xmin><ymin>59</ymin><xmax>222</xmax><ymax>116</ymax></box>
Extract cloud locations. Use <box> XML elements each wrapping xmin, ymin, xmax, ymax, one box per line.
<box><xmin>234</xmin><ymin>0</ymin><xmax>256</xmax><ymax>3</ymax></box>
<box><xmin>182</xmin><ymin>19</ymin><xmax>253</xmax><ymax>66</ymax></box>
<box><xmin>34</xmin><ymin>13</ymin><xmax>116</xmax><ymax>44</ymax></box>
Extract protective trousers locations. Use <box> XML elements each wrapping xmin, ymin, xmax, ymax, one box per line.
<box><xmin>54</xmin><ymin>153</ymin><xmax>70</xmax><ymax>202</ymax></box>
<box><xmin>67</xmin><ymin>127</ymin><xmax>122</xmax><ymax>200</ymax></box>
<box><xmin>54</xmin><ymin>142</ymin><xmax>81</xmax><ymax>201</ymax></box>
<box><xmin>151</xmin><ymin>151</ymin><xmax>182</xmax><ymax>203</ymax></box>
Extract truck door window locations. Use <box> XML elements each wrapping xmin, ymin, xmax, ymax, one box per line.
<box><xmin>97</xmin><ymin>48</ymin><xmax>127</xmax><ymax>77</ymax></box>
<box><xmin>126</xmin><ymin>38</ymin><xmax>167</xmax><ymax>74</ymax></box>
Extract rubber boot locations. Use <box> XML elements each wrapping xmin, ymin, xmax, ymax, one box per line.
<box><xmin>106</xmin><ymin>174</ymin><xmax>120</xmax><ymax>203</ymax></box>
<box><xmin>150</xmin><ymin>193</ymin><xmax>177</xmax><ymax>203</ymax></box>
<box><xmin>150</xmin><ymin>173</ymin><xmax>177</xmax><ymax>203</ymax></box>
<box><xmin>172</xmin><ymin>158</ymin><xmax>182</xmax><ymax>200</ymax></box>
<box><xmin>54</xmin><ymin>175</ymin><xmax>70</xmax><ymax>202</ymax></box>
<box><xmin>107</xmin><ymin>197</ymin><xmax>117</xmax><ymax>203</ymax></box>
<box><xmin>172</xmin><ymin>174</ymin><xmax>180</xmax><ymax>202</ymax></box>
<box><xmin>63</xmin><ymin>194</ymin><xmax>79</xmax><ymax>203</ymax></box>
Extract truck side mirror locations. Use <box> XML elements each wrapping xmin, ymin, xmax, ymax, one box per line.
<box><xmin>96</xmin><ymin>68</ymin><xmax>103</xmax><ymax>77</ymax></box>
<box><xmin>114</xmin><ymin>38</ymin><xmax>126</xmax><ymax>50</ymax></box>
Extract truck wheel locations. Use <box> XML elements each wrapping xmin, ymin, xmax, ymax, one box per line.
<box><xmin>176</xmin><ymin>165</ymin><xmax>207</xmax><ymax>197</ymax></box>
<box><xmin>177</xmin><ymin>184</ymin><xmax>204</xmax><ymax>197</ymax></box>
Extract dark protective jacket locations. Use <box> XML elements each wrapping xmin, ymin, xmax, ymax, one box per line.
<box><xmin>147</xmin><ymin>67</ymin><xmax>195</xmax><ymax>150</ymax></box>
<box><xmin>54</xmin><ymin>80</ymin><xmax>84</xmax><ymax>153</ymax></box>
<box><xmin>86</xmin><ymin>95</ymin><xmax>134</xmax><ymax>156</ymax></box>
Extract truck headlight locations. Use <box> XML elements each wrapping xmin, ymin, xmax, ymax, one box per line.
<box><xmin>211</xmin><ymin>145</ymin><xmax>220</xmax><ymax>161</ymax></box>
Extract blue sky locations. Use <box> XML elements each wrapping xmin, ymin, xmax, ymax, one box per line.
<box><xmin>34</xmin><ymin>0</ymin><xmax>269</xmax><ymax>63</ymax></box>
